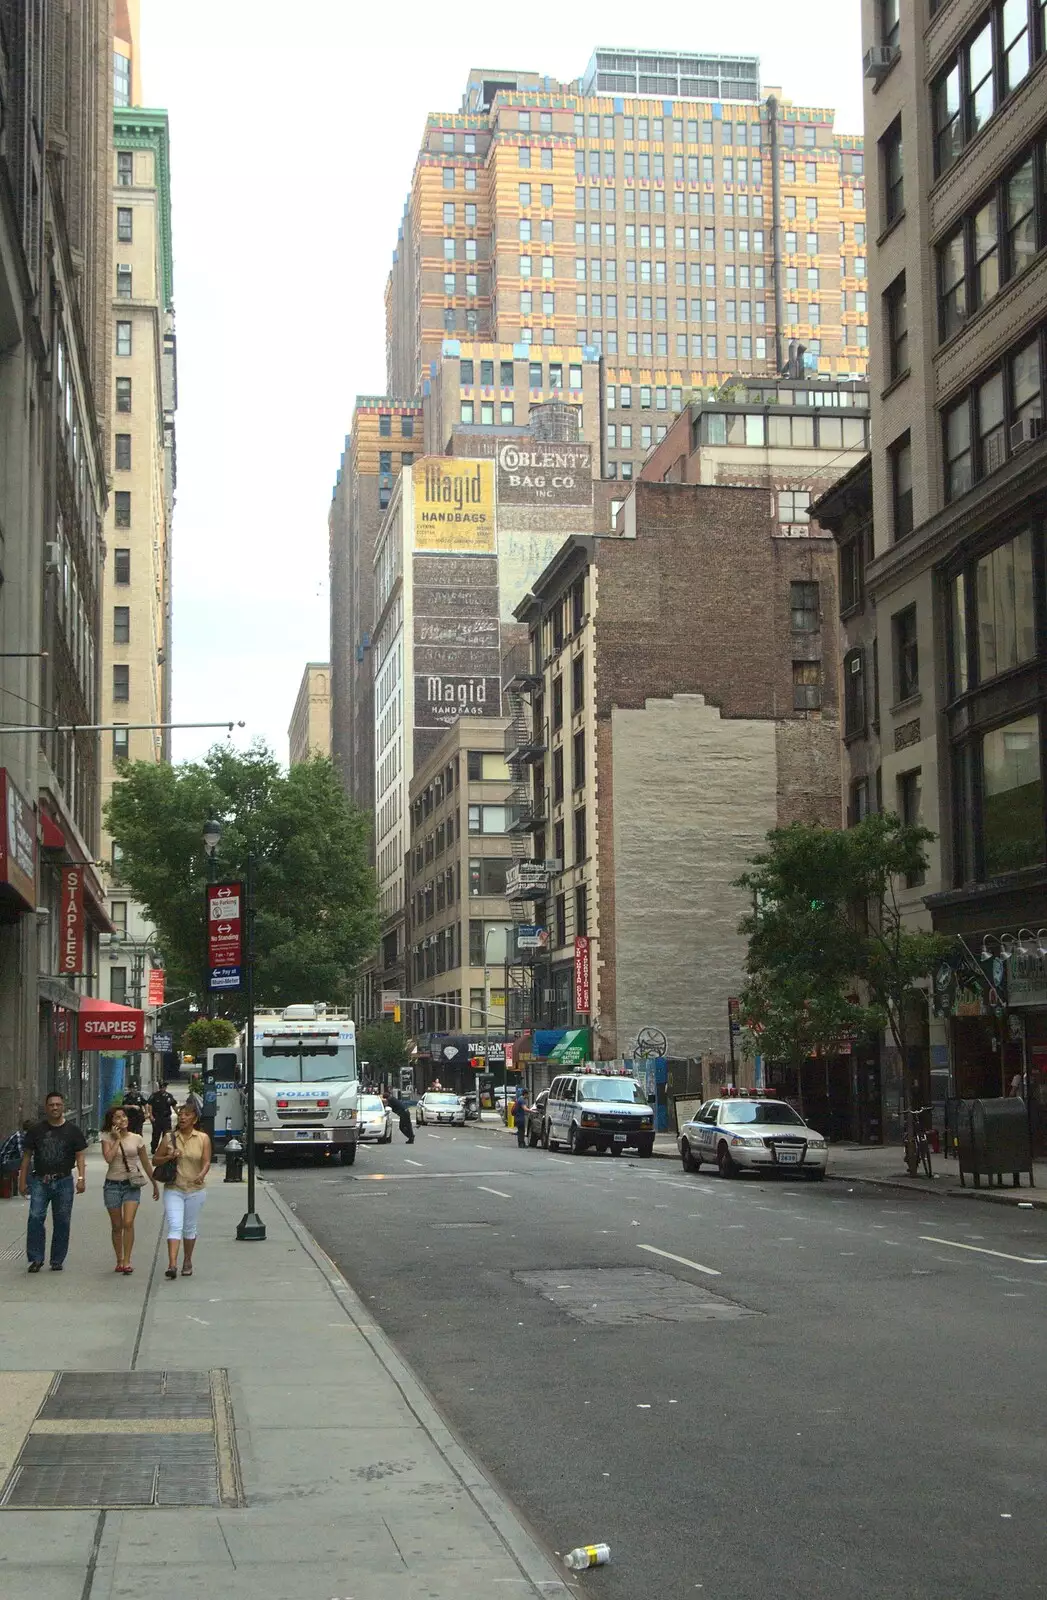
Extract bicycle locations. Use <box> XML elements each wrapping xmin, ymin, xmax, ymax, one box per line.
<box><xmin>902</xmin><ymin>1105</ymin><xmax>933</xmax><ymax>1179</ymax></box>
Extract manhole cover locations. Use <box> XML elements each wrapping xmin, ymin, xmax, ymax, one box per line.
<box><xmin>514</xmin><ymin>1267</ymin><xmax>757</xmax><ymax>1325</ymax></box>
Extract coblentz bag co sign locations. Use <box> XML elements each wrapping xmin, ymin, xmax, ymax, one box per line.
<box><xmin>497</xmin><ymin>443</ymin><xmax>593</xmax><ymax>506</ymax></box>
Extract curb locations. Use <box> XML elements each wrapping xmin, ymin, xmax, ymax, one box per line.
<box><xmin>263</xmin><ymin>1180</ymin><xmax>573</xmax><ymax>1598</ymax></box>
<box><xmin>825</xmin><ymin>1170</ymin><xmax>1047</xmax><ymax>1207</ymax></box>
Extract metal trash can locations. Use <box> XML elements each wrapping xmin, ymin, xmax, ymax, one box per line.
<box><xmin>956</xmin><ymin>1097</ymin><xmax>1033</xmax><ymax>1189</ymax></box>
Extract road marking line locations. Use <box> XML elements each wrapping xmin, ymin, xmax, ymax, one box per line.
<box><xmin>478</xmin><ymin>1185</ymin><xmax>511</xmax><ymax>1199</ymax></box>
<box><xmin>405</xmin><ymin>1159</ymin><xmax>422</xmax><ymax>1167</ymax></box>
<box><xmin>637</xmin><ymin>1243</ymin><xmax>720</xmax><ymax>1278</ymax></box>
<box><xmin>919</xmin><ymin>1236</ymin><xmax>1047</xmax><ymax>1265</ymax></box>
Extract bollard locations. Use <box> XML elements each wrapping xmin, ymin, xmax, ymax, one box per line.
<box><xmin>224</xmin><ymin>1138</ymin><xmax>244</xmax><ymax>1183</ymax></box>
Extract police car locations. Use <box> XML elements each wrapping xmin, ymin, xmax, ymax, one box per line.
<box><xmin>677</xmin><ymin>1090</ymin><xmax>828</xmax><ymax>1180</ymax></box>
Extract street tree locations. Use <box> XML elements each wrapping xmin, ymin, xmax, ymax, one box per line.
<box><xmin>105</xmin><ymin>745</ymin><xmax>378</xmax><ymax>1017</ymax></box>
<box><xmin>181</xmin><ymin>1017</ymin><xmax>238</xmax><ymax>1061</ymax></box>
<box><xmin>357</xmin><ymin>1024</ymin><xmax>408</xmax><ymax>1084</ymax></box>
<box><xmin>737</xmin><ymin>815</ymin><xmax>952</xmax><ymax>1164</ymax></box>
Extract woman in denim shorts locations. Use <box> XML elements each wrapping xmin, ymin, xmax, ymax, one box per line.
<box><xmin>100</xmin><ymin>1106</ymin><xmax>159</xmax><ymax>1274</ymax></box>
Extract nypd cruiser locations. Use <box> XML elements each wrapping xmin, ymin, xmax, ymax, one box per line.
<box><xmin>543</xmin><ymin>1069</ymin><xmax>655</xmax><ymax>1157</ymax></box>
<box><xmin>677</xmin><ymin>1090</ymin><xmax>828</xmax><ymax>1180</ymax></box>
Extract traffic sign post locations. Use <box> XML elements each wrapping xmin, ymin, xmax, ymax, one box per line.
<box><xmin>207</xmin><ymin>882</ymin><xmax>243</xmax><ymax>992</ymax></box>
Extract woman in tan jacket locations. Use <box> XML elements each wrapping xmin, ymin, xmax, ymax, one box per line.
<box><xmin>155</xmin><ymin>1101</ymin><xmax>211</xmax><ymax>1279</ymax></box>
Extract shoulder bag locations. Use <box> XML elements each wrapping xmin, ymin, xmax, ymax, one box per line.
<box><xmin>153</xmin><ymin>1134</ymin><xmax>179</xmax><ymax>1186</ymax></box>
<box><xmin>120</xmin><ymin>1139</ymin><xmax>148</xmax><ymax>1187</ymax></box>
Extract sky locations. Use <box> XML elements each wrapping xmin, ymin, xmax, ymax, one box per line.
<box><xmin>140</xmin><ymin>0</ymin><xmax>863</xmax><ymax>768</ymax></box>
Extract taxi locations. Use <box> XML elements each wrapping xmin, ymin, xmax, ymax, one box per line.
<box><xmin>677</xmin><ymin>1089</ymin><xmax>828</xmax><ymax>1180</ymax></box>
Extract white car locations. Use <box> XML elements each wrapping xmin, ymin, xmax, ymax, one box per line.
<box><xmin>416</xmin><ymin>1092</ymin><xmax>466</xmax><ymax>1127</ymax></box>
<box><xmin>677</xmin><ymin>1095</ymin><xmax>828</xmax><ymax>1180</ymax></box>
<box><xmin>357</xmin><ymin>1094</ymin><xmax>393</xmax><ymax>1143</ymax></box>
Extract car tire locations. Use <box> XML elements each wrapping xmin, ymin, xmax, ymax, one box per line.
<box><xmin>717</xmin><ymin>1141</ymin><xmax>737</xmax><ymax>1179</ymax></box>
<box><xmin>608</xmin><ymin>1143</ymin><xmax>622</xmax><ymax>1156</ymax></box>
<box><xmin>681</xmin><ymin>1139</ymin><xmax>701</xmax><ymax>1173</ymax></box>
<box><xmin>568</xmin><ymin>1124</ymin><xmax>587</xmax><ymax>1156</ymax></box>
<box><xmin>339</xmin><ymin>1143</ymin><xmax>356</xmax><ymax>1166</ymax></box>
<box><xmin>637</xmin><ymin>1139</ymin><xmax>654</xmax><ymax>1158</ymax></box>
<box><xmin>548</xmin><ymin>1134</ymin><xmax>560</xmax><ymax>1151</ymax></box>
<box><xmin>806</xmin><ymin>1167</ymin><xmax>826</xmax><ymax>1181</ymax></box>
<box><xmin>383</xmin><ymin>1129</ymin><xmax>392</xmax><ymax>1144</ymax></box>
<box><xmin>527</xmin><ymin>1123</ymin><xmax>539</xmax><ymax>1148</ymax></box>
<box><xmin>540</xmin><ymin>1122</ymin><xmax>550</xmax><ymax>1150</ymax></box>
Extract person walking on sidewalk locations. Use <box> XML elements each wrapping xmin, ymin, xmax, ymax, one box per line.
<box><xmin>148</xmin><ymin>1083</ymin><xmax>177</xmax><ymax>1153</ymax></box>
<box><xmin>386</xmin><ymin>1092</ymin><xmax>415</xmax><ymax>1144</ymax></box>
<box><xmin>18</xmin><ymin>1092</ymin><xmax>87</xmax><ymax>1273</ymax></box>
<box><xmin>155</xmin><ymin>1102</ymin><xmax>211</xmax><ymax>1280</ymax></box>
<box><xmin>100</xmin><ymin>1106</ymin><xmax>159</xmax><ymax>1274</ymax></box>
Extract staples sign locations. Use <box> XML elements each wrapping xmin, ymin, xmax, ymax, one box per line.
<box><xmin>78</xmin><ymin>1012</ymin><xmax>145</xmax><ymax>1050</ymax></box>
<box><xmin>59</xmin><ymin>866</ymin><xmax>84</xmax><ymax>975</ymax></box>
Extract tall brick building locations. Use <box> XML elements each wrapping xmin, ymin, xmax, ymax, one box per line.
<box><xmin>509</xmin><ymin>479</ymin><xmax>841</xmax><ymax>1074</ymax></box>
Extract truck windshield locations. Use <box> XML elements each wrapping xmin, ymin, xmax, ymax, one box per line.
<box><xmin>579</xmin><ymin>1079</ymin><xmax>649</xmax><ymax>1104</ymax></box>
<box><xmin>257</xmin><ymin>1043</ymin><xmax>357</xmax><ymax>1083</ymax></box>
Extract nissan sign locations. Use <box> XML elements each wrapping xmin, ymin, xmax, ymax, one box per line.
<box><xmin>497</xmin><ymin>442</ymin><xmax>593</xmax><ymax>506</ymax></box>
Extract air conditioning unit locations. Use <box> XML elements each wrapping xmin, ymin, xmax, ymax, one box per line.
<box><xmin>1009</xmin><ymin>416</ymin><xmax>1043</xmax><ymax>452</ymax></box>
<box><xmin>44</xmin><ymin>542</ymin><xmax>60</xmax><ymax>572</ymax></box>
<box><xmin>863</xmin><ymin>44</ymin><xmax>898</xmax><ymax>81</ymax></box>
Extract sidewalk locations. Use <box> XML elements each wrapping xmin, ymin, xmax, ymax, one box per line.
<box><xmin>0</xmin><ymin>1151</ymin><xmax>571</xmax><ymax>1599</ymax></box>
<box><xmin>474</xmin><ymin>1112</ymin><xmax>1047</xmax><ymax>1206</ymax></box>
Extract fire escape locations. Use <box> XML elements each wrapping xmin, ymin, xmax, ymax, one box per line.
<box><xmin>503</xmin><ymin>671</ymin><xmax>547</xmax><ymax>1039</ymax></box>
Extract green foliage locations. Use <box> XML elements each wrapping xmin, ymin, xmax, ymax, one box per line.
<box><xmin>737</xmin><ymin>814</ymin><xmax>954</xmax><ymax>1093</ymax></box>
<box><xmin>105</xmin><ymin>745</ymin><xmax>378</xmax><ymax>1018</ymax></box>
<box><xmin>357</xmin><ymin>1024</ymin><xmax>408</xmax><ymax>1079</ymax></box>
<box><xmin>181</xmin><ymin>1017</ymin><xmax>238</xmax><ymax>1060</ymax></box>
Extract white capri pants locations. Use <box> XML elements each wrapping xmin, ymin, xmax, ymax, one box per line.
<box><xmin>164</xmin><ymin>1187</ymin><xmax>206</xmax><ymax>1241</ymax></box>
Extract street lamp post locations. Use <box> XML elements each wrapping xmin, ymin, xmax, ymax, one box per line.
<box><xmin>236</xmin><ymin>852</ymin><xmax>265</xmax><ymax>1242</ymax></box>
<box><xmin>203</xmin><ymin>820</ymin><xmax>221</xmax><ymax>1021</ymax></box>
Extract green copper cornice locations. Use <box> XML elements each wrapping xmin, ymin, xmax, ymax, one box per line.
<box><xmin>113</xmin><ymin>106</ymin><xmax>174</xmax><ymax>311</ymax></box>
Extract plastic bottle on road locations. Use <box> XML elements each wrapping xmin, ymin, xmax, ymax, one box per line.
<box><xmin>564</xmin><ymin>1544</ymin><xmax>610</xmax><ymax>1570</ymax></box>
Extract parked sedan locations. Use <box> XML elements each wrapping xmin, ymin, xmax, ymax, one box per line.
<box><xmin>525</xmin><ymin>1089</ymin><xmax>549</xmax><ymax>1147</ymax></box>
<box><xmin>357</xmin><ymin>1093</ymin><xmax>393</xmax><ymax>1144</ymax></box>
<box><xmin>678</xmin><ymin>1095</ymin><xmax>828</xmax><ymax>1179</ymax></box>
<box><xmin>416</xmin><ymin>1092</ymin><xmax>466</xmax><ymax>1127</ymax></box>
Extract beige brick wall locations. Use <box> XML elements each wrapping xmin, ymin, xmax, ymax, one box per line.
<box><xmin>609</xmin><ymin>693</ymin><xmax>777</xmax><ymax>1062</ymax></box>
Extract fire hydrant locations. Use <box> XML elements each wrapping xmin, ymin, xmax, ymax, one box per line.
<box><xmin>223</xmin><ymin>1138</ymin><xmax>244</xmax><ymax>1183</ymax></box>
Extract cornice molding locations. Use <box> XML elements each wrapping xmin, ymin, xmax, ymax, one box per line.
<box><xmin>113</xmin><ymin>108</ymin><xmax>174</xmax><ymax>312</ymax></box>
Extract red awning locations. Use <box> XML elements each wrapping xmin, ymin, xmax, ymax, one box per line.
<box><xmin>77</xmin><ymin>998</ymin><xmax>145</xmax><ymax>1052</ymax></box>
<box><xmin>39</xmin><ymin>812</ymin><xmax>65</xmax><ymax>850</ymax></box>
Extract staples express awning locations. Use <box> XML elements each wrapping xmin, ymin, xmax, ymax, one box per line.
<box><xmin>77</xmin><ymin>998</ymin><xmax>145</xmax><ymax>1052</ymax></box>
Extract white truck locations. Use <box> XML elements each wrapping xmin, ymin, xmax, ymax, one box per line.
<box><xmin>240</xmin><ymin>1004</ymin><xmax>360</xmax><ymax>1164</ymax></box>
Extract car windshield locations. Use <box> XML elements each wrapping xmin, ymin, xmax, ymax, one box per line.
<box><xmin>721</xmin><ymin>1101</ymin><xmax>806</xmax><ymax>1126</ymax></box>
<box><xmin>361</xmin><ymin>1096</ymin><xmax>385</xmax><ymax>1113</ymax></box>
<box><xmin>426</xmin><ymin>1094</ymin><xmax>460</xmax><ymax>1106</ymax></box>
<box><xmin>579</xmin><ymin>1079</ymin><xmax>648</xmax><ymax>1104</ymax></box>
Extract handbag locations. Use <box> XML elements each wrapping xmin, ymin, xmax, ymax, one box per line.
<box><xmin>153</xmin><ymin>1135</ymin><xmax>179</xmax><ymax>1185</ymax></box>
<box><xmin>119</xmin><ymin>1140</ymin><xmax>147</xmax><ymax>1188</ymax></box>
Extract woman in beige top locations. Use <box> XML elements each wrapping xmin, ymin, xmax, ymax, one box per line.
<box><xmin>155</xmin><ymin>1102</ymin><xmax>212</xmax><ymax>1280</ymax></box>
<box><xmin>100</xmin><ymin>1106</ymin><xmax>159</xmax><ymax>1274</ymax></box>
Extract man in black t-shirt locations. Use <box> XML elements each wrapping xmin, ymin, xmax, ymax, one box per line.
<box><xmin>19</xmin><ymin>1093</ymin><xmax>87</xmax><ymax>1272</ymax></box>
<box><xmin>148</xmin><ymin>1085</ymin><xmax>177</xmax><ymax>1152</ymax></box>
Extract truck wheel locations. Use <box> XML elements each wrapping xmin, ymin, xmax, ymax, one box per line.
<box><xmin>339</xmin><ymin>1143</ymin><xmax>357</xmax><ymax>1166</ymax></box>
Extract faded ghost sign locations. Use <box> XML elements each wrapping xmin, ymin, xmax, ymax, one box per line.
<box><xmin>497</xmin><ymin>442</ymin><xmax>593</xmax><ymax>506</ymax></box>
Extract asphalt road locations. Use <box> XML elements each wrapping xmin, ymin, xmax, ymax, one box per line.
<box><xmin>271</xmin><ymin>1131</ymin><xmax>1047</xmax><ymax>1599</ymax></box>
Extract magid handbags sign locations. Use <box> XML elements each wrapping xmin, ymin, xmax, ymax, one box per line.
<box><xmin>59</xmin><ymin>866</ymin><xmax>84</xmax><ymax>975</ymax></box>
<box><xmin>413</xmin><ymin>459</ymin><xmax>495</xmax><ymax>554</ymax></box>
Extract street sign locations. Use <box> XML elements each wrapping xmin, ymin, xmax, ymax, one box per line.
<box><xmin>574</xmin><ymin>937</ymin><xmax>591</xmax><ymax>1015</ymax></box>
<box><xmin>147</xmin><ymin>967</ymin><xmax>165</xmax><ymax>1006</ymax></box>
<box><xmin>152</xmin><ymin>1032</ymin><xmax>173</xmax><ymax>1052</ymax></box>
<box><xmin>207</xmin><ymin>882</ymin><xmax>243</xmax><ymax>992</ymax></box>
<box><xmin>516</xmin><ymin>924</ymin><xmax>548</xmax><ymax>950</ymax></box>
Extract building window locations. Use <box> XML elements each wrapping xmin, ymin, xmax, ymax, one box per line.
<box><xmin>573</xmin><ymin>807</ymin><xmax>587</xmax><ymax>863</ymax></box>
<box><xmin>113</xmin><ymin>664</ymin><xmax>129</xmax><ymax>702</ymax></box>
<box><xmin>114</xmin><ymin>491</ymin><xmax>131</xmax><ymax>528</ymax></box>
<box><xmin>115</xmin><ymin>377</ymin><xmax>132</xmax><ymax>412</ymax></box>
<box><xmin>116</xmin><ymin>149</ymin><xmax>133</xmax><ymax>185</ymax></box>
<box><xmin>467</xmin><ymin>804</ymin><xmax>508</xmax><ymax>835</ymax></box>
<box><xmin>843</xmin><ymin>648</ymin><xmax>866</xmax><ymax>738</ymax></box>
<box><xmin>981</xmin><ymin>714</ymin><xmax>1044</xmax><ymax>874</ymax></box>
<box><xmin>116</xmin><ymin>206</ymin><xmax>133</xmax><ymax>242</ymax></box>
<box><xmin>943</xmin><ymin>326</ymin><xmax>1045</xmax><ymax>499</ymax></box>
<box><xmin>575</xmin><ymin>883</ymin><xmax>588</xmax><ymax>936</ymax></box>
<box><xmin>115</xmin><ymin>433</ymin><xmax>131</xmax><ymax>471</ymax></box>
<box><xmin>840</xmin><ymin>536</ymin><xmax>864</xmax><ymax>613</ymax></box>
<box><xmin>898</xmin><ymin>769</ymin><xmax>925</xmax><ymax>885</ymax></box>
<box><xmin>112</xmin><ymin>725</ymin><xmax>129</xmax><ymax>761</ymax></box>
<box><xmin>114</xmin><ymin>548</ymin><xmax>130</xmax><ymax>584</ymax></box>
<box><xmin>889</xmin><ymin>432</ymin><xmax>913</xmax><ymax>539</ymax></box>
<box><xmin>572</xmin><ymin>653</ymin><xmax>585</xmax><ymax>713</ymax></box>
<box><xmin>849</xmin><ymin>776</ymin><xmax>871</xmax><ymax>826</ymax></box>
<box><xmin>572</xmin><ymin>729</ymin><xmax>585</xmax><ymax>790</ymax></box>
<box><xmin>555</xmin><ymin>893</ymin><xmax>567</xmax><ymax>949</ymax></box>
<box><xmin>886</xmin><ymin>272</ymin><xmax>908</xmax><ymax>380</ymax></box>
<box><xmin>893</xmin><ymin>604</ymin><xmax>919</xmax><ymax>702</ymax></box>
<box><xmin>116</xmin><ymin>266</ymin><xmax>132</xmax><ymax>298</ymax></box>
<box><xmin>116</xmin><ymin>321</ymin><xmax>132</xmax><ymax>356</ymax></box>
<box><xmin>792</xmin><ymin>661</ymin><xmax>821</xmax><ymax>711</ymax></box>
<box><xmin>974</xmin><ymin>527</ymin><xmax>1037</xmax><ymax>683</ymax></box>
<box><xmin>110</xmin><ymin>967</ymin><xmax>128</xmax><ymax>1005</ymax></box>
<box><xmin>113</xmin><ymin>606</ymin><xmax>130</xmax><ymax>645</ymax></box>
<box><xmin>778</xmin><ymin>490</ymin><xmax>811</xmax><ymax>527</ymax></box>
<box><xmin>790</xmin><ymin>581</ymin><xmax>820</xmax><ymax>632</ymax></box>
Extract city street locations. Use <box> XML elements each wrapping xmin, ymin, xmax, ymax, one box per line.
<box><xmin>275</xmin><ymin>1132</ymin><xmax>1047</xmax><ymax>1600</ymax></box>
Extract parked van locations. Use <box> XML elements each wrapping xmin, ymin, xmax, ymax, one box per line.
<box><xmin>543</xmin><ymin>1070</ymin><xmax>655</xmax><ymax>1156</ymax></box>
